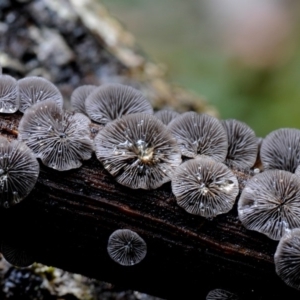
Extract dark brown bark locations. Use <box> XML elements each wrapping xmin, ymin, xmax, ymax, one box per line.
<box><xmin>0</xmin><ymin>113</ymin><xmax>299</xmax><ymax>300</ymax></box>
<box><xmin>1</xmin><ymin>0</ymin><xmax>300</xmax><ymax>299</ymax></box>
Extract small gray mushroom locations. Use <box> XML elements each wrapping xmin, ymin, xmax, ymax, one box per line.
<box><xmin>18</xmin><ymin>76</ymin><xmax>63</xmax><ymax>113</ymax></box>
<box><xmin>0</xmin><ymin>137</ymin><xmax>39</xmax><ymax>208</ymax></box>
<box><xmin>94</xmin><ymin>113</ymin><xmax>182</xmax><ymax>189</ymax></box>
<box><xmin>1</xmin><ymin>241</ymin><xmax>34</xmax><ymax>268</ymax></box>
<box><xmin>172</xmin><ymin>157</ymin><xmax>239</xmax><ymax>218</ymax></box>
<box><xmin>70</xmin><ymin>84</ymin><xmax>97</xmax><ymax>115</ymax></box>
<box><xmin>238</xmin><ymin>170</ymin><xmax>300</xmax><ymax>240</ymax></box>
<box><xmin>275</xmin><ymin>228</ymin><xmax>300</xmax><ymax>290</ymax></box>
<box><xmin>260</xmin><ymin>128</ymin><xmax>300</xmax><ymax>173</ymax></box>
<box><xmin>107</xmin><ymin>229</ymin><xmax>147</xmax><ymax>266</ymax></box>
<box><xmin>154</xmin><ymin>109</ymin><xmax>179</xmax><ymax>125</ymax></box>
<box><xmin>222</xmin><ymin>119</ymin><xmax>257</xmax><ymax>169</ymax></box>
<box><xmin>18</xmin><ymin>100</ymin><xmax>94</xmax><ymax>171</ymax></box>
<box><xmin>168</xmin><ymin>112</ymin><xmax>228</xmax><ymax>162</ymax></box>
<box><xmin>0</xmin><ymin>74</ymin><xmax>18</xmax><ymax>113</ymax></box>
<box><xmin>85</xmin><ymin>83</ymin><xmax>153</xmax><ymax>125</ymax></box>
<box><xmin>206</xmin><ymin>288</ymin><xmax>239</xmax><ymax>300</ymax></box>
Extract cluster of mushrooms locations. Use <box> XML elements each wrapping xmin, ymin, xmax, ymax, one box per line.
<box><xmin>1</xmin><ymin>69</ymin><xmax>300</xmax><ymax>295</ymax></box>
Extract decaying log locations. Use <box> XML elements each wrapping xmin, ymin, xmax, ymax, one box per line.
<box><xmin>1</xmin><ymin>0</ymin><xmax>300</xmax><ymax>299</ymax></box>
<box><xmin>0</xmin><ymin>113</ymin><xmax>300</xmax><ymax>300</ymax></box>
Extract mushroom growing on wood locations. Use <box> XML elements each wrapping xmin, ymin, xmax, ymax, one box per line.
<box><xmin>70</xmin><ymin>84</ymin><xmax>97</xmax><ymax>115</ymax></box>
<box><xmin>206</xmin><ymin>288</ymin><xmax>239</xmax><ymax>300</ymax></box>
<box><xmin>260</xmin><ymin>128</ymin><xmax>300</xmax><ymax>173</ymax></box>
<box><xmin>94</xmin><ymin>113</ymin><xmax>181</xmax><ymax>189</ymax></box>
<box><xmin>0</xmin><ymin>137</ymin><xmax>39</xmax><ymax>208</ymax></box>
<box><xmin>154</xmin><ymin>109</ymin><xmax>179</xmax><ymax>125</ymax></box>
<box><xmin>18</xmin><ymin>76</ymin><xmax>63</xmax><ymax>113</ymax></box>
<box><xmin>238</xmin><ymin>170</ymin><xmax>300</xmax><ymax>240</ymax></box>
<box><xmin>18</xmin><ymin>100</ymin><xmax>93</xmax><ymax>171</ymax></box>
<box><xmin>222</xmin><ymin>119</ymin><xmax>257</xmax><ymax>169</ymax></box>
<box><xmin>168</xmin><ymin>111</ymin><xmax>228</xmax><ymax>162</ymax></box>
<box><xmin>85</xmin><ymin>83</ymin><xmax>153</xmax><ymax>125</ymax></box>
<box><xmin>107</xmin><ymin>229</ymin><xmax>147</xmax><ymax>266</ymax></box>
<box><xmin>172</xmin><ymin>157</ymin><xmax>239</xmax><ymax>218</ymax></box>
<box><xmin>1</xmin><ymin>241</ymin><xmax>34</xmax><ymax>268</ymax></box>
<box><xmin>275</xmin><ymin>228</ymin><xmax>300</xmax><ymax>290</ymax></box>
<box><xmin>0</xmin><ymin>73</ymin><xmax>18</xmax><ymax>114</ymax></box>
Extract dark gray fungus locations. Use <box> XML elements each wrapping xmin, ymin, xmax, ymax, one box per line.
<box><xmin>168</xmin><ymin>112</ymin><xmax>228</xmax><ymax>162</ymax></box>
<box><xmin>206</xmin><ymin>289</ymin><xmax>239</xmax><ymax>300</ymax></box>
<box><xmin>275</xmin><ymin>228</ymin><xmax>300</xmax><ymax>290</ymax></box>
<box><xmin>107</xmin><ymin>229</ymin><xmax>147</xmax><ymax>266</ymax></box>
<box><xmin>0</xmin><ymin>75</ymin><xmax>18</xmax><ymax>113</ymax></box>
<box><xmin>94</xmin><ymin>113</ymin><xmax>182</xmax><ymax>189</ymax></box>
<box><xmin>1</xmin><ymin>242</ymin><xmax>34</xmax><ymax>267</ymax></box>
<box><xmin>260</xmin><ymin>128</ymin><xmax>300</xmax><ymax>173</ymax></box>
<box><xmin>85</xmin><ymin>83</ymin><xmax>153</xmax><ymax>125</ymax></box>
<box><xmin>222</xmin><ymin>119</ymin><xmax>257</xmax><ymax>168</ymax></box>
<box><xmin>70</xmin><ymin>85</ymin><xmax>97</xmax><ymax>114</ymax></box>
<box><xmin>238</xmin><ymin>170</ymin><xmax>300</xmax><ymax>240</ymax></box>
<box><xmin>18</xmin><ymin>76</ymin><xmax>63</xmax><ymax>113</ymax></box>
<box><xmin>0</xmin><ymin>137</ymin><xmax>39</xmax><ymax>208</ymax></box>
<box><xmin>171</xmin><ymin>157</ymin><xmax>238</xmax><ymax>218</ymax></box>
<box><xmin>154</xmin><ymin>109</ymin><xmax>179</xmax><ymax>125</ymax></box>
<box><xmin>18</xmin><ymin>100</ymin><xmax>93</xmax><ymax>171</ymax></box>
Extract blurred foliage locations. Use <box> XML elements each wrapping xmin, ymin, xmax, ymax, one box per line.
<box><xmin>101</xmin><ymin>0</ymin><xmax>300</xmax><ymax>137</ymax></box>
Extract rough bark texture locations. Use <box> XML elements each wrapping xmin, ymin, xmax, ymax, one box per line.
<box><xmin>1</xmin><ymin>0</ymin><xmax>300</xmax><ymax>299</ymax></box>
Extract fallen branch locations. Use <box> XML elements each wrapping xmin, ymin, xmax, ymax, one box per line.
<box><xmin>0</xmin><ymin>113</ymin><xmax>299</xmax><ymax>300</ymax></box>
<box><xmin>1</xmin><ymin>1</ymin><xmax>300</xmax><ymax>299</ymax></box>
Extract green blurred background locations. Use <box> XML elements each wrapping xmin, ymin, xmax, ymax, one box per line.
<box><xmin>101</xmin><ymin>0</ymin><xmax>300</xmax><ymax>137</ymax></box>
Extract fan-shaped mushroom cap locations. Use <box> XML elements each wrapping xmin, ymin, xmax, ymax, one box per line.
<box><xmin>18</xmin><ymin>100</ymin><xmax>93</xmax><ymax>171</ymax></box>
<box><xmin>275</xmin><ymin>228</ymin><xmax>300</xmax><ymax>290</ymax></box>
<box><xmin>85</xmin><ymin>83</ymin><xmax>153</xmax><ymax>125</ymax></box>
<box><xmin>168</xmin><ymin>112</ymin><xmax>228</xmax><ymax>161</ymax></box>
<box><xmin>206</xmin><ymin>289</ymin><xmax>239</xmax><ymax>300</ymax></box>
<box><xmin>0</xmin><ymin>137</ymin><xmax>39</xmax><ymax>208</ymax></box>
<box><xmin>171</xmin><ymin>157</ymin><xmax>239</xmax><ymax>218</ymax></box>
<box><xmin>0</xmin><ymin>75</ymin><xmax>18</xmax><ymax>113</ymax></box>
<box><xmin>1</xmin><ymin>241</ymin><xmax>34</xmax><ymax>268</ymax></box>
<box><xmin>94</xmin><ymin>113</ymin><xmax>182</xmax><ymax>189</ymax></box>
<box><xmin>107</xmin><ymin>229</ymin><xmax>147</xmax><ymax>266</ymax></box>
<box><xmin>260</xmin><ymin>128</ymin><xmax>300</xmax><ymax>172</ymax></box>
<box><xmin>238</xmin><ymin>170</ymin><xmax>300</xmax><ymax>240</ymax></box>
<box><xmin>70</xmin><ymin>85</ymin><xmax>97</xmax><ymax>114</ymax></box>
<box><xmin>154</xmin><ymin>109</ymin><xmax>179</xmax><ymax>125</ymax></box>
<box><xmin>222</xmin><ymin>119</ymin><xmax>257</xmax><ymax>168</ymax></box>
<box><xmin>18</xmin><ymin>76</ymin><xmax>63</xmax><ymax>113</ymax></box>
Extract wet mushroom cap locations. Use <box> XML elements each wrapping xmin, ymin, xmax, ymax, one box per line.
<box><xmin>222</xmin><ymin>119</ymin><xmax>257</xmax><ymax>169</ymax></box>
<box><xmin>260</xmin><ymin>128</ymin><xmax>300</xmax><ymax>173</ymax></box>
<box><xmin>70</xmin><ymin>84</ymin><xmax>97</xmax><ymax>114</ymax></box>
<box><xmin>171</xmin><ymin>157</ymin><xmax>239</xmax><ymax>218</ymax></box>
<box><xmin>0</xmin><ymin>74</ymin><xmax>18</xmax><ymax>113</ymax></box>
<box><xmin>107</xmin><ymin>229</ymin><xmax>147</xmax><ymax>266</ymax></box>
<box><xmin>18</xmin><ymin>100</ymin><xmax>94</xmax><ymax>171</ymax></box>
<box><xmin>94</xmin><ymin>113</ymin><xmax>182</xmax><ymax>189</ymax></box>
<box><xmin>154</xmin><ymin>109</ymin><xmax>180</xmax><ymax>125</ymax></box>
<box><xmin>206</xmin><ymin>288</ymin><xmax>239</xmax><ymax>300</ymax></box>
<box><xmin>18</xmin><ymin>76</ymin><xmax>63</xmax><ymax>113</ymax></box>
<box><xmin>274</xmin><ymin>228</ymin><xmax>300</xmax><ymax>290</ymax></box>
<box><xmin>1</xmin><ymin>241</ymin><xmax>34</xmax><ymax>268</ymax></box>
<box><xmin>85</xmin><ymin>83</ymin><xmax>153</xmax><ymax>125</ymax></box>
<box><xmin>0</xmin><ymin>137</ymin><xmax>39</xmax><ymax>208</ymax></box>
<box><xmin>168</xmin><ymin>111</ymin><xmax>228</xmax><ymax>161</ymax></box>
<box><xmin>238</xmin><ymin>170</ymin><xmax>300</xmax><ymax>240</ymax></box>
